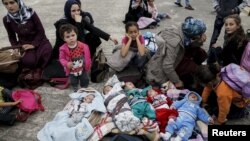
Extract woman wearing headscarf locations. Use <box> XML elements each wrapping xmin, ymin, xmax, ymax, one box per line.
<box><xmin>146</xmin><ymin>17</ymin><xmax>207</xmax><ymax>89</ymax></box>
<box><xmin>52</xmin><ymin>0</ymin><xmax>118</xmax><ymax>59</ymax></box>
<box><xmin>124</xmin><ymin>0</ymin><xmax>152</xmax><ymax>24</ymax></box>
<box><xmin>2</xmin><ymin>0</ymin><xmax>52</xmax><ymax>69</ymax></box>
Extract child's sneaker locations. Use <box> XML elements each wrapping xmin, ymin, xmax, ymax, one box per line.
<box><xmin>160</xmin><ymin>132</ymin><xmax>171</xmax><ymax>141</ymax></box>
<box><xmin>185</xmin><ymin>5</ymin><xmax>194</xmax><ymax>10</ymax></box>
<box><xmin>174</xmin><ymin>2</ymin><xmax>183</xmax><ymax>7</ymax></box>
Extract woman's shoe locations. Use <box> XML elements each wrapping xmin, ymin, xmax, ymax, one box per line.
<box><xmin>185</xmin><ymin>5</ymin><xmax>194</xmax><ymax>10</ymax></box>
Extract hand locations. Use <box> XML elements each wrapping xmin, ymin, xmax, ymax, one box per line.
<box><xmin>200</xmin><ymin>34</ymin><xmax>206</xmax><ymax>43</ymax></box>
<box><xmin>13</xmin><ymin>99</ymin><xmax>23</xmax><ymax>105</ymax></box>
<box><xmin>110</xmin><ymin>36</ymin><xmax>118</xmax><ymax>45</ymax></box>
<box><xmin>174</xmin><ymin>81</ymin><xmax>184</xmax><ymax>89</ymax></box>
<box><xmin>136</xmin><ymin>33</ymin><xmax>141</xmax><ymax>40</ymax></box>
<box><xmin>74</xmin><ymin>14</ymin><xmax>82</xmax><ymax>23</ymax></box>
<box><xmin>22</xmin><ymin>44</ymin><xmax>35</xmax><ymax>50</ymax></box>
<box><xmin>170</xmin><ymin>106</ymin><xmax>176</xmax><ymax>110</ymax></box>
<box><xmin>202</xmin><ymin>103</ymin><xmax>208</xmax><ymax>108</ymax></box>
<box><xmin>126</xmin><ymin>34</ymin><xmax>132</xmax><ymax>41</ymax></box>
<box><xmin>209</xmin><ymin>117</ymin><xmax>214</xmax><ymax>125</ymax></box>
<box><xmin>67</xmin><ymin>62</ymin><xmax>73</xmax><ymax>69</ymax></box>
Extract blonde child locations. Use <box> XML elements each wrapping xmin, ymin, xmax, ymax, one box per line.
<box><xmin>59</xmin><ymin>24</ymin><xmax>91</xmax><ymax>92</ymax></box>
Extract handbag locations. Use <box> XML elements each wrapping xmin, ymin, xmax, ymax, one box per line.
<box><xmin>18</xmin><ymin>68</ymin><xmax>43</xmax><ymax>89</ymax></box>
<box><xmin>0</xmin><ymin>45</ymin><xmax>22</xmax><ymax>73</ymax></box>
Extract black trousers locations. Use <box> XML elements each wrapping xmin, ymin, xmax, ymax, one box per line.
<box><xmin>210</xmin><ymin>16</ymin><xmax>224</xmax><ymax>47</ymax></box>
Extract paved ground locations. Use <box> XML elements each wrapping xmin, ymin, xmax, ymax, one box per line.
<box><xmin>0</xmin><ymin>0</ymin><xmax>250</xmax><ymax>141</ymax></box>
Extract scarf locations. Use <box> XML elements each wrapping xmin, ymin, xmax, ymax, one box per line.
<box><xmin>7</xmin><ymin>0</ymin><xmax>34</xmax><ymax>24</ymax></box>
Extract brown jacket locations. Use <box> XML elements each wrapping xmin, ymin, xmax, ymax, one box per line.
<box><xmin>146</xmin><ymin>26</ymin><xmax>185</xmax><ymax>84</ymax></box>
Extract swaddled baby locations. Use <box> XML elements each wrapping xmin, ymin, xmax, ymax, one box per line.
<box><xmin>102</xmin><ymin>75</ymin><xmax>140</xmax><ymax>132</ymax></box>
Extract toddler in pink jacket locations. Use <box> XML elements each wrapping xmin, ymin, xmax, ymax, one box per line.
<box><xmin>59</xmin><ymin>24</ymin><xmax>91</xmax><ymax>92</ymax></box>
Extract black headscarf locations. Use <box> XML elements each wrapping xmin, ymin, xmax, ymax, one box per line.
<box><xmin>64</xmin><ymin>0</ymin><xmax>81</xmax><ymax>23</ymax></box>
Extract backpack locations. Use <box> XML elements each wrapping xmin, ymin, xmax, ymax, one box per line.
<box><xmin>143</xmin><ymin>31</ymin><xmax>158</xmax><ymax>56</ymax></box>
<box><xmin>240</xmin><ymin>42</ymin><xmax>250</xmax><ymax>72</ymax></box>
<box><xmin>91</xmin><ymin>49</ymin><xmax>109</xmax><ymax>83</ymax></box>
<box><xmin>221</xmin><ymin>63</ymin><xmax>250</xmax><ymax>98</ymax></box>
<box><xmin>12</xmin><ymin>89</ymin><xmax>44</xmax><ymax>113</ymax></box>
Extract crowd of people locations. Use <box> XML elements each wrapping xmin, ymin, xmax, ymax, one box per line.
<box><xmin>1</xmin><ymin>0</ymin><xmax>250</xmax><ymax>141</ymax></box>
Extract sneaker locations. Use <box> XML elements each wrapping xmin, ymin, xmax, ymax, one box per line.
<box><xmin>174</xmin><ymin>2</ymin><xmax>183</xmax><ymax>7</ymax></box>
<box><xmin>185</xmin><ymin>5</ymin><xmax>194</xmax><ymax>10</ymax></box>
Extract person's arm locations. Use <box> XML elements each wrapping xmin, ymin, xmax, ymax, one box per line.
<box><xmin>121</xmin><ymin>36</ymin><xmax>132</xmax><ymax>57</ymax></box>
<box><xmin>136</xmin><ymin>35</ymin><xmax>145</xmax><ymax>56</ymax></box>
<box><xmin>75</xmin><ymin>18</ymin><xmax>110</xmax><ymax>41</ymax></box>
<box><xmin>0</xmin><ymin>100</ymin><xmax>22</xmax><ymax>107</ymax></box>
<box><xmin>30</xmin><ymin>12</ymin><xmax>47</xmax><ymax>47</ymax></box>
<box><xmin>212</xmin><ymin>0</ymin><xmax>219</xmax><ymax>9</ymax></box>
<box><xmin>171</xmin><ymin>98</ymin><xmax>186</xmax><ymax>109</ymax></box>
<box><xmin>216</xmin><ymin>83</ymin><xmax>233</xmax><ymax>124</ymax></box>
<box><xmin>232</xmin><ymin>0</ymin><xmax>249</xmax><ymax>14</ymax></box>
<box><xmin>161</xmin><ymin>40</ymin><xmax>182</xmax><ymax>84</ymax></box>
<box><xmin>202</xmin><ymin>86</ymin><xmax>213</xmax><ymax>106</ymax></box>
<box><xmin>3</xmin><ymin>16</ymin><xmax>18</xmax><ymax>46</ymax></box>
<box><xmin>59</xmin><ymin>45</ymin><xmax>70</xmax><ymax>68</ymax></box>
<box><xmin>81</xmin><ymin>42</ymin><xmax>91</xmax><ymax>72</ymax></box>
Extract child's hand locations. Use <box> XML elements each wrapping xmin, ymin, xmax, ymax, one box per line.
<box><xmin>67</xmin><ymin>62</ymin><xmax>73</xmax><ymax>69</ymax></box>
<box><xmin>126</xmin><ymin>34</ymin><xmax>132</xmax><ymax>40</ymax></box>
<box><xmin>208</xmin><ymin>117</ymin><xmax>214</xmax><ymax>125</ymax></box>
<box><xmin>202</xmin><ymin>102</ymin><xmax>208</xmax><ymax>108</ymax></box>
<box><xmin>174</xmin><ymin>81</ymin><xmax>184</xmax><ymax>89</ymax></box>
<box><xmin>170</xmin><ymin>106</ymin><xmax>175</xmax><ymax>110</ymax></box>
<box><xmin>14</xmin><ymin>99</ymin><xmax>23</xmax><ymax>105</ymax></box>
<box><xmin>136</xmin><ymin>33</ymin><xmax>141</xmax><ymax>40</ymax></box>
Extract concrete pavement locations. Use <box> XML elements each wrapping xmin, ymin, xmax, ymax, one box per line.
<box><xmin>0</xmin><ymin>0</ymin><xmax>250</xmax><ymax>141</ymax></box>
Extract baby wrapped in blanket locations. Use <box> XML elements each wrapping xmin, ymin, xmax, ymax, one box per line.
<box><xmin>103</xmin><ymin>75</ymin><xmax>140</xmax><ymax>132</ymax></box>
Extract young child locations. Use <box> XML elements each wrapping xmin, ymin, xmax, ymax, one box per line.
<box><xmin>195</xmin><ymin>63</ymin><xmax>250</xmax><ymax>125</ymax></box>
<box><xmin>67</xmin><ymin>94</ymin><xmax>95</xmax><ymax>127</ymax></box>
<box><xmin>121</xmin><ymin>22</ymin><xmax>147</xmax><ymax>69</ymax></box>
<box><xmin>146</xmin><ymin>87</ymin><xmax>178</xmax><ymax>132</ymax></box>
<box><xmin>0</xmin><ymin>87</ymin><xmax>22</xmax><ymax>125</ymax></box>
<box><xmin>124</xmin><ymin>82</ymin><xmax>156</xmax><ymax>120</ymax></box>
<box><xmin>147</xmin><ymin>0</ymin><xmax>170</xmax><ymax>22</ymax></box>
<box><xmin>208</xmin><ymin>14</ymin><xmax>249</xmax><ymax>66</ymax></box>
<box><xmin>59</xmin><ymin>24</ymin><xmax>91</xmax><ymax>92</ymax></box>
<box><xmin>209</xmin><ymin>0</ymin><xmax>248</xmax><ymax>48</ymax></box>
<box><xmin>160</xmin><ymin>92</ymin><xmax>213</xmax><ymax>141</ymax></box>
<box><xmin>174</xmin><ymin>0</ymin><xmax>194</xmax><ymax>10</ymax></box>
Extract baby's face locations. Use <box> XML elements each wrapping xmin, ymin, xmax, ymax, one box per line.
<box><xmin>125</xmin><ymin>82</ymin><xmax>135</xmax><ymax>90</ymax></box>
<box><xmin>84</xmin><ymin>95</ymin><xmax>95</xmax><ymax>103</ymax></box>
<box><xmin>103</xmin><ymin>85</ymin><xmax>112</xmax><ymax>95</ymax></box>
<box><xmin>147</xmin><ymin>89</ymin><xmax>157</xmax><ymax>97</ymax></box>
<box><xmin>188</xmin><ymin>93</ymin><xmax>198</xmax><ymax>102</ymax></box>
